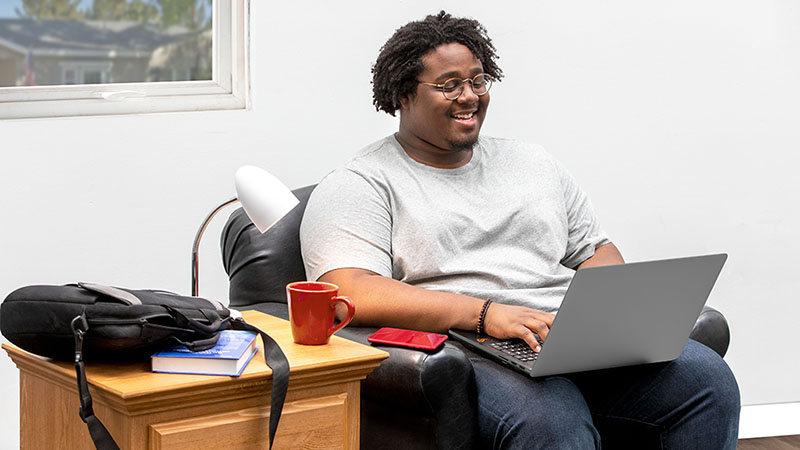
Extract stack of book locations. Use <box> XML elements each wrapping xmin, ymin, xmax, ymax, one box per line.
<box><xmin>151</xmin><ymin>330</ymin><xmax>259</xmax><ymax>376</ymax></box>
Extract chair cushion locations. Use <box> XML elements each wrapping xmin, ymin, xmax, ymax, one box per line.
<box><xmin>221</xmin><ymin>185</ymin><xmax>316</xmax><ymax>307</ymax></box>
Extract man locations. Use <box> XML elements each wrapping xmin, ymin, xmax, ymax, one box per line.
<box><xmin>300</xmin><ymin>11</ymin><xmax>739</xmax><ymax>449</ymax></box>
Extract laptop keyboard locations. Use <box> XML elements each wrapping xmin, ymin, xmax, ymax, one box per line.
<box><xmin>489</xmin><ymin>339</ymin><xmax>539</xmax><ymax>363</ymax></box>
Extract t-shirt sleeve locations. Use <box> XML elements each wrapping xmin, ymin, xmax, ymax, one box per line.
<box><xmin>555</xmin><ymin>160</ymin><xmax>611</xmax><ymax>269</ymax></box>
<box><xmin>300</xmin><ymin>168</ymin><xmax>393</xmax><ymax>281</ymax></box>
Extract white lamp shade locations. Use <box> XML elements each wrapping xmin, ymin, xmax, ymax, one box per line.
<box><xmin>234</xmin><ymin>166</ymin><xmax>299</xmax><ymax>233</ymax></box>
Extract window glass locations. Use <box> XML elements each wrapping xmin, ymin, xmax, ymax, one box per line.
<box><xmin>63</xmin><ymin>68</ymin><xmax>77</xmax><ymax>84</ymax></box>
<box><xmin>0</xmin><ymin>0</ymin><xmax>212</xmax><ymax>88</ymax></box>
<box><xmin>83</xmin><ymin>70</ymin><xmax>103</xmax><ymax>84</ymax></box>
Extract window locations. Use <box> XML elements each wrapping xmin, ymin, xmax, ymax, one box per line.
<box><xmin>0</xmin><ymin>0</ymin><xmax>247</xmax><ymax>119</ymax></box>
<box><xmin>63</xmin><ymin>69</ymin><xmax>77</xmax><ymax>85</ymax></box>
<box><xmin>60</xmin><ymin>62</ymin><xmax>113</xmax><ymax>85</ymax></box>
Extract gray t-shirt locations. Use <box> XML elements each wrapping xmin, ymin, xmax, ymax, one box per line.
<box><xmin>300</xmin><ymin>135</ymin><xmax>609</xmax><ymax>313</ymax></box>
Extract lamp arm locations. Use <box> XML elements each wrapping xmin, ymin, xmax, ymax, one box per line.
<box><xmin>192</xmin><ymin>197</ymin><xmax>239</xmax><ymax>297</ymax></box>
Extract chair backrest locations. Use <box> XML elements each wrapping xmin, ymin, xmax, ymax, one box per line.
<box><xmin>221</xmin><ymin>185</ymin><xmax>316</xmax><ymax>308</ymax></box>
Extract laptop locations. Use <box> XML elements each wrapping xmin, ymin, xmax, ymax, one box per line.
<box><xmin>448</xmin><ymin>253</ymin><xmax>727</xmax><ymax>377</ymax></box>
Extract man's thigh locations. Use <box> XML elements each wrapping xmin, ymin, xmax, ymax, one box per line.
<box><xmin>466</xmin><ymin>339</ymin><xmax>739</xmax><ymax>450</ymax></box>
<box><xmin>468</xmin><ymin>352</ymin><xmax>600</xmax><ymax>450</ymax></box>
<box><xmin>567</xmin><ymin>339</ymin><xmax>740</xmax><ymax>449</ymax></box>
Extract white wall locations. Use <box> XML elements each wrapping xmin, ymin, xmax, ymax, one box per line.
<box><xmin>2</xmin><ymin>0</ymin><xmax>798</xmax><ymax>446</ymax></box>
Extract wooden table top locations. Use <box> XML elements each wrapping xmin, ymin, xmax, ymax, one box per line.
<box><xmin>3</xmin><ymin>310</ymin><xmax>388</xmax><ymax>414</ymax></box>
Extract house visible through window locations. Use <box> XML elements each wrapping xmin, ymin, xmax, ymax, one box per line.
<box><xmin>63</xmin><ymin>68</ymin><xmax>76</xmax><ymax>85</ymax></box>
<box><xmin>59</xmin><ymin>62</ymin><xmax>112</xmax><ymax>85</ymax></box>
<box><xmin>83</xmin><ymin>70</ymin><xmax>103</xmax><ymax>84</ymax></box>
<box><xmin>0</xmin><ymin>0</ymin><xmax>247</xmax><ymax>119</ymax></box>
<box><xmin>0</xmin><ymin>1</ymin><xmax>212</xmax><ymax>88</ymax></box>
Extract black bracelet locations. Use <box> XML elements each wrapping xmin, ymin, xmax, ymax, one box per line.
<box><xmin>477</xmin><ymin>299</ymin><xmax>493</xmax><ymax>335</ymax></box>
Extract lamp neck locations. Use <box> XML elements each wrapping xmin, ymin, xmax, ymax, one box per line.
<box><xmin>192</xmin><ymin>197</ymin><xmax>239</xmax><ymax>297</ymax></box>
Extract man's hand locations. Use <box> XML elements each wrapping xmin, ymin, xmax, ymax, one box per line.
<box><xmin>482</xmin><ymin>303</ymin><xmax>555</xmax><ymax>352</ymax></box>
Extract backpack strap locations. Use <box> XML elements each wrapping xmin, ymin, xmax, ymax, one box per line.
<box><xmin>71</xmin><ymin>314</ymin><xmax>121</xmax><ymax>450</ymax></box>
<box><xmin>77</xmin><ymin>282</ymin><xmax>142</xmax><ymax>305</ymax></box>
<box><xmin>230</xmin><ymin>317</ymin><xmax>290</xmax><ymax>450</ymax></box>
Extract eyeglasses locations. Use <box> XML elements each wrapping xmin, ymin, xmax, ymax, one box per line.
<box><xmin>418</xmin><ymin>73</ymin><xmax>493</xmax><ymax>101</ymax></box>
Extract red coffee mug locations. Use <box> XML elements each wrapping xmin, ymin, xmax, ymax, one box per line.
<box><xmin>286</xmin><ymin>281</ymin><xmax>356</xmax><ymax>345</ymax></box>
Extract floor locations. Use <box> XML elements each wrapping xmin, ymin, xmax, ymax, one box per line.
<box><xmin>738</xmin><ymin>435</ymin><xmax>800</xmax><ymax>450</ymax></box>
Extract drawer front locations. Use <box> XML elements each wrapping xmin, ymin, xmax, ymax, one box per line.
<box><xmin>149</xmin><ymin>393</ymin><xmax>349</xmax><ymax>450</ymax></box>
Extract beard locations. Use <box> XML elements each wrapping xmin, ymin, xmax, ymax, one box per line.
<box><xmin>448</xmin><ymin>134</ymin><xmax>480</xmax><ymax>152</ymax></box>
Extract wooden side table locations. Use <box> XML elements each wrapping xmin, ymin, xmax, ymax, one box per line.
<box><xmin>3</xmin><ymin>310</ymin><xmax>388</xmax><ymax>450</ymax></box>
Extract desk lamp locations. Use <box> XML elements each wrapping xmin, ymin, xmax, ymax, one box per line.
<box><xmin>192</xmin><ymin>165</ymin><xmax>299</xmax><ymax>296</ymax></box>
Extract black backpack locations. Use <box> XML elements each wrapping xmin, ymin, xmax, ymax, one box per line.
<box><xmin>0</xmin><ymin>282</ymin><xmax>288</xmax><ymax>450</ymax></box>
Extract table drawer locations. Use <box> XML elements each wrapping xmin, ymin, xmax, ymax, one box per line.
<box><xmin>149</xmin><ymin>393</ymin><xmax>348</xmax><ymax>450</ymax></box>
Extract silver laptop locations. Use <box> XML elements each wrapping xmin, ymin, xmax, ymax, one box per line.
<box><xmin>448</xmin><ymin>253</ymin><xmax>727</xmax><ymax>377</ymax></box>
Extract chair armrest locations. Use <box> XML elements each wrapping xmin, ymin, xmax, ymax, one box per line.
<box><xmin>241</xmin><ymin>304</ymin><xmax>477</xmax><ymax>430</ymax></box>
<box><xmin>242</xmin><ymin>304</ymin><xmax>478</xmax><ymax>449</ymax></box>
<box><xmin>689</xmin><ymin>305</ymin><xmax>730</xmax><ymax>357</ymax></box>
<box><xmin>337</xmin><ymin>326</ymin><xmax>478</xmax><ymax>448</ymax></box>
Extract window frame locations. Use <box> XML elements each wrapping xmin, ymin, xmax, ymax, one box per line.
<box><xmin>0</xmin><ymin>0</ymin><xmax>248</xmax><ymax>120</ymax></box>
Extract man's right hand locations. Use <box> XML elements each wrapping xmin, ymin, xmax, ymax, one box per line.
<box><xmin>482</xmin><ymin>303</ymin><xmax>555</xmax><ymax>352</ymax></box>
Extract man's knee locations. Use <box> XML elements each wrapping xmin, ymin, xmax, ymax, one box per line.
<box><xmin>525</xmin><ymin>405</ymin><xmax>600</xmax><ymax>448</ymax></box>
<box><xmin>483</xmin><ymin>406</ymin><xmax>600</xmax><ymax>449</ymax></box>
<box><xmin>672</xmin><ymin>339</ymin><xmax>741</xmax><ymax>431</ymax></box>
<box><xmin>480</xmin><ymin>377</ymin><xmax>600</xmax><ymax>449</ymax></box>
<box><xmin>656</xmin><ymin>340</ymin><xmax>741</xmax><ymax>449</ymax></box>
<box><xmin>684</xmin><ymin>339</ymin><xmax>740</xmax><ymax>409</ymax></box>
<box><xmin>479</xmin><ymin>378</ymin><xmax>600</xmax><ymax>449</ymax></box>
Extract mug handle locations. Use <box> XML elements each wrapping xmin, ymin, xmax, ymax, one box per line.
<box><xmin>328</xmin><ymin>296</ymin><xmax>356</xmax><ymax>336</ymax></box>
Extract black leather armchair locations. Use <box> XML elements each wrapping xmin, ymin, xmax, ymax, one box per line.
<box><xmin>220</xmin><ymin>184</ymin><xmax>731</xmax><ymax>450</ymax></box>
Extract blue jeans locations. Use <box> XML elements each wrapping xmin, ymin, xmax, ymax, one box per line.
<box><xmin>469</xmin><ymin>339</ymin><xmax>740</xmax><ymax>449</ymax></box>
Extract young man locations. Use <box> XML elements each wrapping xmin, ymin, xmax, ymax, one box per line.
<box><xmin>300</xmin><ymin>11</ymin><xmax>739</xmax><ymax>449</ymax></box>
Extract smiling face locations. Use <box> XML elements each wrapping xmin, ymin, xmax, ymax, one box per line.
<box><xmin>396</xmin><ymin>43</ymin><xmax>490</xmax><ymax>168</ymax></box>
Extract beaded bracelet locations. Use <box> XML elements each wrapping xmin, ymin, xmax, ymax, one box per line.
<box><xmin>477</xmin><ymin>299</ymin><xmax>493</xmax><ymax>335</ymax></box>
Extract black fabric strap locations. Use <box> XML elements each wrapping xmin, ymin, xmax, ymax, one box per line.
<box><xmin>71</xmin><ymin>315</ymin><xmax>120</xmax><ymax>450</ymax></box>
<box><xmin>230</xmin><ymin>317</ymin><xmax>290</xmax><ymax>450</ymax></box>
<box><xmin>70</xmin><ymin>314</ymin><xmax>290</xmax><ymax>450</ymax></box>
<box><xmin>169</xmin><ymin>333</ymin><xmax>220</xmax><ymax>352</ymax></box>
<box><xmin>169</xmin><ymin>307</ymin><xmax>226</xmax><ymax>335</ymax></box>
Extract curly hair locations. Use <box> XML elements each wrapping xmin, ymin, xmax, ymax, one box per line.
<box><xmin>371</xmin><ymin>11</ymin><xmax>503</xmax><ymax>116</ymax></box>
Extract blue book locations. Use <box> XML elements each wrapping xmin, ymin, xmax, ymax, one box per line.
<box><xmin>151</xmin><ymin>330</ymin><xmax>258</xmax><ymax>376</ymax></box>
